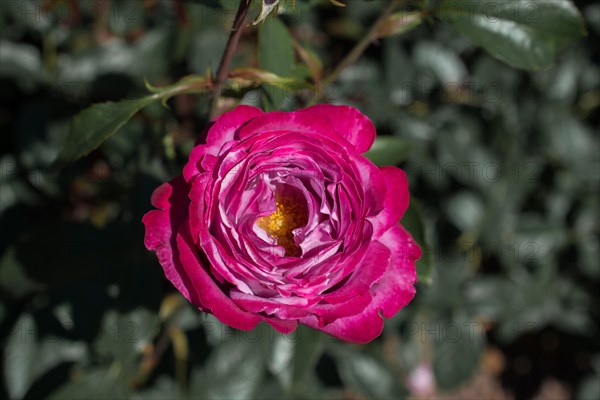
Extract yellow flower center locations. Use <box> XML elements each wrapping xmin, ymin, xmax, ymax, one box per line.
<box><xmin>256</xmin><ymin>194</ymin><xmax>308</xmax><ymax>257</ymax></box>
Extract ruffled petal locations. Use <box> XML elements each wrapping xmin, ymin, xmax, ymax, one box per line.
<box><xmin>142</xmin><ymin>177</ymin><xmax>193</xmax><ymax>302</ymax></box>
<box><xmin>183</xmin><ymin>105</ymin><xmax>263</xmax><ymax>181</ymax></box>
<box><xmin>143</xmin><ymin>177</ymin><xmax>263</xmax><ymax>331</ymax></box>
<box><xmin>236</xmin><ymin>110</ymin><xmax>355</xmax><ymax>152</ymax></box>
<box><xmin>264</xmin><ymin>318</ymin><xmax>298</xmax><ymax>334</ymax></box>
<box><xmin>369</xmin><ymin>166</ymin><xmax>410</xmax><ymax>238</ymax></box>
<box><xmin>299</xmin><ymin>311</ymin><xmax>384</xmax><ymax>344</ymax></box>
<box><xmin>321</xmin><ymin>240</ymin><xmax>390</xmax><ymax>304</ymax></box>
<box><xmin>372</xmin><ymin>224</ymin><xmax>420</xmax><ymax>318</ymax></box>
<box><xmin>300</xmin><ymin>104</ymin><xmax>376</xmax><ymax>153</ymax></box>
<box><xmin>207</xmin><ymin>104</ymin><xmax>264</xmax><ymax>147</ymax></box>
<box><xmin>230</xmin><ymin>288</ymin><xmax>373</xmax><ymax>328</ymax></box>
<box><xmin>303</xmin><ymin>224</ymin><xmax>419</xmax><ymax>343</ymax></box>
<box><xmin>176</xmin><ymin>224</ymin><xmax>262</xmax><ymax>330</ymax></box>
<box><xmin>348</xmin><ymin>154</ymin><xmax>386</xmax><ymax>218</ymax></box>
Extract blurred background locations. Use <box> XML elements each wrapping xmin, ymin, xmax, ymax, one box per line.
<box><xmin>0</xmin><ymin>0</ymin><xmax>599</xmax><ymax>399</ymax></box>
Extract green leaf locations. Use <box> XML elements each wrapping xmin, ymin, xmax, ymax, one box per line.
<box><xmin>190</xmin><ymin>340</ymin><xmax>264</xmax><ymax>400</ymax></box>
<box><xmin>4</xmin><ymin>314</ymin><xmax>87</xmax><ymax>399</ymax></box>
<box><xmin>364</xmin><ymin>136</ymin><xmax>411</xmax><ymax>166</ymax></box>
<box><xmin>432</xmin><ymin>316</ymin><xmax>484</xmax><ymax>390</ymax></box>
<box><xmin>0</xmin><ymin>40</ymin><xmax>42</xmax><ymax>92</ymax></box>
<box><xmin>266</xmin><ymin>325</ymin><xmax>325</xmax><ymax>394</ymax></box>
<box><xmin>332</xmin><ymin>346</ymin><xmax>408</xmax><ymax>400</ymax></box>
<box><xmin>444</xmin><ymin>191</ymin><xmax>485</xmax><ymax>233</ymax></box>
<box><xmin>53</xmin><ymin>75</ymin><xmax>209</xmax><ymax>167</ymax></box>
<box><xmin>4</xmin><ymin>313</ymin><xmax>38</xmax><ymax>399</ymax></box>
<box><xmin>402</xmin><ymin>199</ymin><xmax>433</xmax><ymax>284</ymax></box>
<box><xmin>0</xmin><ymin>245</ymin><xmax>43</xmax><ymax>298</ymax></box>
<box><xmin>439</xmin><ymin>0</ymin><xmax>586</xmax><ymax>70</ymax></box>
<box><xmin>48</xmin><ymin>367</ymin><xmax>131</xmax><ymax>400</ymax></box>
<box><xmin>577</xmin><ymin>372</ymin><xmax>600</xmax><ymax>400</ymax></box>
<box><xmin>258</xmin><ymin>17</ymin><xmax>296</xmax><ymax>110</ymax></box>
<box><xmin>94</xmin><ymin>309</ymin><xmax>160</xmax><ymax>374</ymax></box>
<box><xmin>53</xmin><ymin>96</ymin><xmax>157</xmax><ymax>168</ymax></box>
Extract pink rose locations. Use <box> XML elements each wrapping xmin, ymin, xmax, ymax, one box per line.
<box><xmin>142</xmin><ymin>105</ymin><xmax>420</xmax><ymax>343</ymax></box>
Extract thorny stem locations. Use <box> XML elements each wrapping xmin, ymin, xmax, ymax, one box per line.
<box><xmin>315</xmin><ymin>0</ymin><xmax>402</xmax><ymax>103</ymax></box>
<box><xmin>210</xmin><ymin>0</ymin><xmax>253</xmax><ymax>118</ymax></box>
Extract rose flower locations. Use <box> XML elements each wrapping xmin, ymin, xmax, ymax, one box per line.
<box><xmin>143</xmin><ymin>105</ymin><xmax>420</xmax><ymax>343</ymax></box>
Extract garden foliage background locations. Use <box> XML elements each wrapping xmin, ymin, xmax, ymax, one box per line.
<box><xmin>0</xmin><ymin>0</ymin><xmax>599</xmax><ymax>399</ymax></box>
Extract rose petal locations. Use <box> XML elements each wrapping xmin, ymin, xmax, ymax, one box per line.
<box><xmin>322</xmin><ymin>240</ymin><xmax>390</xmax><ymax>304</ymax></box>
<box><xmin>208</xmin><ymin>105</ymin><xmax>264</xmax><ymax>145</ymax></box>
<box><xmin>372</xmin><ymin>224</ymin><xmax>420</xmax><ymax>318</ymax></box>
<box><xmin>236</xmin><ymin>110</ymin><xmax>355</xmax><ymax>152</ymax></box>
<box><xmin>176</xmin><ymin>224</ymin><xmax>262</xmax><ymax>330</ymax></box>
<box><xmin>265</xmin><ymin>318</ymin><xmax>298</xmax><ymax>334</ymax></box>
<box><xmin>369</xmin><ymin>166</ymin><xmax>410</xmax><ymax>238</ymax></box>
<box><xmin>300</xmin><ymin>104</ymin><xmax>376</xmax><ymax>153</ymax></box>
<box><xmin>183</xmin><ymin>105</ymin><xmax>263</xmax><ymax>181</ymax></box>
<box><xmin>299</xmin><ymin>311</ymin><xmax>384</xmax><ymax>344</ymax></box>
<box><xmin>142</xmin><ymin>177</ymin><xmax>194</xmax><ymax>302</ymax></box>
<box><xmin>230</xmin><ymin>288</ymin><xmax>372</xmax><ymax>327</ymax></box>
<box><xmin>349</xmin><ymin>154</ymin><xmax>386</xmax><ymax>217</ymax></box>
<box><xmin>302</xmin><ymin>224</ymin><xmax>419</xmax><ymax>343</ymax></box>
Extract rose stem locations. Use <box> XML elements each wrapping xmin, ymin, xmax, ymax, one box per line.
<box><xmin>210</xmin><ymin>0</ymin><xmax>253</xmax><ymax>118</ymax></box>
<box><xmin>314</xmin><ymin>0</ymin><xmax>402</xmax><ymax>103</ymax></box>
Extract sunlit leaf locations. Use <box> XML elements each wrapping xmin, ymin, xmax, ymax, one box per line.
<box><xmin>439</xmin><ymin>0</ymin><xmax>586</xmax><ymax>70</ymax></box>
<box><xmin>4</xmin><ymin>314</ymin><xmax>87</xmax><ymax>399</ymax></box>
<box><xmin>329</xmin><ymin>0</ymin><xmax>346</xmax><ymax>7</ymax></box>
<box><xmin>254</xmin><ymin>0</ymin><xmax>280</xmax><ymax>25</ymax></box>
<box><xmin>228</xmin><ymin>67</ymin><xmax>303</xmax><ymax>89</ymax></box>
<box><xmin>376</xmin><ymin>11</ymin><xmax>422</xmax><ymax>38</ymax></box>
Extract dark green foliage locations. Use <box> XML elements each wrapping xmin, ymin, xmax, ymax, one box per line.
<box><xmin>0</xmin><ymin>1</ymin><xmax>597</xmax><ymax>399</ymax></box>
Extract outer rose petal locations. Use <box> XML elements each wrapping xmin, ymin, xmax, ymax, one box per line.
<box><xmin>205</xmin><ymin>105</ymin><xmax>263</xmax><ymax>147</ymax></box>
<box><xmin>300</xmin><ymin>311</ymin><xmax>385</xmax><ymax>344</ymax></box>
<box><xmin>300</xmin><ymin>105</ymin><xmax>376</xmax><ymax>153</ymax></box>
<box><xmin>349</xmin><ymin>154</ymin><xmax>387</xmax><ymax>217</ymax></box>
<box><xmin>183</xmin><ymin>105</ymin><xmax>263</xmax><ymax>181</ymax></box>
<box><xmin>264</xmin><ymin>319</ymin><xmax>298</xmax><ymax>334</ymax></box>
<box><xmin>142</xmin><ymin>177</ymin><xmax>194</xmax><ymax>302</ymax></box>
<box><xmin>302</xmin><ymin>224</ymin><xmax>419</xmax><ymax>343</ymax></box>
<box><xmin>369</xmin><ymin>166</ymin><xmax>410</xmax><ymax>237</ymax></box>
<box><xmin>176</xmin><ymin>224</ymin><xmax>262</xmax><ymax>330</ymax></box>
<box><xmin>372</xmin><ymin>224</ymin><xmax>420</xmax><ymax>318</ymax></box>
<box><xmin>236</xmin><ymin>110</ymin><xmax>356</xmax><ymax>151</ymax></box>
